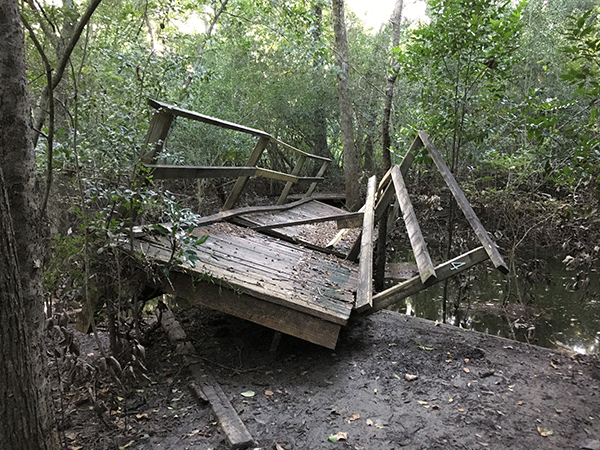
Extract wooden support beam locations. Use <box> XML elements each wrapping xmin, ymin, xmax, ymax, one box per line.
<box><xmin>162</xmin><ymin>271</ymin><xmax>342</xmax><ymax>349</ymax></box>
<box><xmin>362</xmin><ymin>246</ymin><xmax>490</xmax><ymax>315</ymax></box>
<box><xmin>223</xmin><ymin>136</ymin><xmax>270</xmax><ymax>211</ymax></box>
<box><xmin>252</xmin><ymin>211</ymin><xmax>363</xmax><ymax>231</ymax></box>
<box><xmin>350</xmin><ymin>135</ymin><xmax>427</xmax><ymax>263</ymax></box>
<box><xmin>145</xmin><ymin>165</ymin><xmax>257</xmax><ymax>179</ymax></box>
<box><xmin>391</xmin><ymin>165</ymin><xmax>436</xmax><ymax>285</ymax></box>
<box><xmin>140</xmin><ymin>109</ymin><xmax>174</xmax><ymax>165</ymax></box>
<box><xmin>304</xmin><ymin>160</ymin><xmax>330</xmax><ymax>198</ymax></box>
<box><xmin>355</xmin><ymin>176</ymin><xmax>377</xmax><ymax>313</ymax></box>
<box><xmin>277</xmin><ymin>154</ymin><xmax>306</xmax><ymax>205</ymax></box>
<box><xmin>418</xmin><ymin>131</ymin><xmax>509</xmax><ymax>274</ymax></box>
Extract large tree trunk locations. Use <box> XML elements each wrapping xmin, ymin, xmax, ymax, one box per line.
<box><xmin>332</xmin><ymin>0</ymin><xmax>360</xmax><ymax>211</ymax></box>
<box><xmin>0</xmin><ymin>1</ymin><xmax>59</xmax><ymax>448</ymax></box>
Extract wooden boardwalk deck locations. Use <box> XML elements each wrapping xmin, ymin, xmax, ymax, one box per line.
<box><xmin>127</xmin><ymin>100</ymin><xmax>508</xmax><ymax>350</ymax></box>
<box><xmin>132</xmin><ymin>202</ymin><xmax>359</xmax><ymax>348</ymax></box>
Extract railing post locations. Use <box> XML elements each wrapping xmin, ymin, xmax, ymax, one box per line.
<box><xmin>222</xmin><ymin>136</ymin><xmax>270</xmax><ymax>210</ymax></box>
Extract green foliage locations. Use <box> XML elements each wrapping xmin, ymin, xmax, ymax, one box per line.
<box><xmin>395</xmin><ymin>0</ymin><xmax>525</xmax><ymax>173</ymax></box>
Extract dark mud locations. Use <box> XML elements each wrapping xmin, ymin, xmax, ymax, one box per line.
<box><xmin>59</xmin><ymin>306</ymin><xmax>600</xmax><ymax>450</ymax></box>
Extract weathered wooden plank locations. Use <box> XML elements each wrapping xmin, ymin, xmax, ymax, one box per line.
<box><xmin>254</xmin><ymin>167</ymin><xmax>323</xmax><ymax>185</ymax></box>
<box><xmin>157</xmin><ymin>306</ymin><xmax>255</xmax><ymax>449</ymax></box>
<box><xmin>131</xmin><ymin>198</ymin><xmax>315</xmax><ymax>237</ymax></box>
<box><xmin>270</xmin><ymin>137</ymin><xmax>331</xmax><ymax>163</ymax></box>
<box><xmin>145</xmin><ymin>165</ymin><xmax>257</xmax><ymax>179</ymax></box>
<box><xmin>391</xmin><ymin>165</ymin><xmax>436</xmax><ymax>285</ymax></box>
<box><xmin>223</xmin><ymin>136</ymin><xmax>270</xmax><ymax>210</ymax></box>
<box><xmin>277</xmin><ymin>154</ymin><xmax>306</xmax><ymax>205</ymax></box>
<box><xmin>362</xmin><ymin>246</ymin><xmax>490</xmax><ymax>315</ymax></box>
<box><xmin>140</xmin><ymin>109</ymin><xmax>175</xmax><ymax>165</ymax></box>
<box><xmin>163</xmin><ymin>271</ymin><xmax>343</xmax><ymax>349</ymax></box>
<box><xmin>149</xmin><ymin>99</ymin><xmax>270</xmax><ymax>139</ymax></box>
<box><xmin>304</xmin><ymin>160</ymin><xmax>330</xmax><ymax>198</ymax></box>
<box><xmin>355</xmin><ymin>176</ymin><xmax>377</xmax><ymax>313</ymax></box>
<box><xmin>252</xmin><ymin>211</ymin><xmax>363</xmax><ymax>231</ymax></box>
<box><xmin>418</xmin><ymin>131</ymin><xmax>509</xmax><ymax>274</ymax></box>
<box><xmin>198</xmin><ymin>380</ymin><xmax>256</xmax><ymax>449</ymax></box>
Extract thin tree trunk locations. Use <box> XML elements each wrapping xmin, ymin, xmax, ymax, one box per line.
<box><xmin>311</xmin><ymin>3</ymin><xmax>331</xmax><ymax>159</ymax></box>
<box><xmin>332</xmin><ymin>0</ymin><xmax>360</xmax><ymax>211</ymax></box>
<box><xmin>0</xmin><ymin>1</ymin><xmax>59</xmax><ymax>448</ymax></box>
<box><xmin>376</xmin><ymin>0</ymin><xmax>403</xmax><ymax>291</ymax></box>
<box><xmin>381</xmin><ymin>0</ymin><xmax>403</xmax><ymax>173</ymax></box>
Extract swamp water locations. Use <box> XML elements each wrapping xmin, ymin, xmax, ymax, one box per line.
<box><xmin>389</xmin><ymin>255</ymin><xmax>600</xmax><ymax>354</ymax></box>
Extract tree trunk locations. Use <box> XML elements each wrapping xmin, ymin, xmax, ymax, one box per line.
<box><xmin>332</xmin><ymin>0</ymin><xmax>360</xmax><ymax>211</ymax></box>
<box><xmin>381</xmin><ymin>0</ymin><xmax>403</xmax><ymax>173</ymax></box>
<box><xmin>376</xmin><ymin>0</ymin><xmax>404</xmax><ymax>291</ymax></box>
<box><xmin>311</xmin><ymin>3</ymin><xmax>331</xmax><ymax>159</ymax></box>
<box><xmin>0</xmin><ymin>1</ymin><xmax>59</xmax><ymax>448</ymax></box>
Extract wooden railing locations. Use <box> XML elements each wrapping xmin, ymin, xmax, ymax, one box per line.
<box><xmin>349</xmin><ymin>131</ymin><xmax>509</xmax><ymax>313</ymax></box>
<box><xmin>140</xmin><ymin>99</ymin><xmax>331</xmax><ymax>209</ymax></box>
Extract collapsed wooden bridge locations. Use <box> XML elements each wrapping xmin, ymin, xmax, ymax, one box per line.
<box><xmin>130</xmin><ymin>100</ymin><xmax>508</xmax><ymax>349</ymax></box>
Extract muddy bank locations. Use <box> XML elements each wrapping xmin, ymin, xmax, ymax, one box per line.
<box><xmin>61</xmin><ymin>307</ymin><xmax>600</xmax><ymax>450</ymax></box>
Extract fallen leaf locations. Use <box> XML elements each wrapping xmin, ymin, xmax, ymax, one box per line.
<box><xmin>537</xmin><ymin>426</ymin><xmax>554</xmax><ymax>437</ymax></box>
<box><xmin>136</xmin><ymin>413</ymin><xmax>150</xmax><ymax>420</ymax></box>
<box><xmin>417</xmin><ymin>400</ymin><xmax>428</xmax><ymax>405</ymax></box>
<box><xmin>394</xmin><ymin>373</ymin><xmax>402</xmax><ymax>380</ymax></box>
<box><xmin>275</xmin><ymin>444</ymin><xmax>285</xmax><ymax>450</ymax></box>
<box><xmin>348</xmin><ymin>413</ymin><xmax>360</xmax><ymax>423</ymax></box>
<box><xmin>432</xmin><ymin>404</ymin><xmax>440</xmax><ymax>410</ymax></box>
<box><xmin>458</xmin><ymin>407</ymin><xmax>465</xmax><ymax>412</ymax></box>
<box><xmin>265</xmin><ymin>390</ymin><xmax>274</xmax><ymax>396</ymax></box>
<box><xmin>418</xmin><ymin>344</ymin><xmax>434</xmax><ymax>351</ymax></box>
<box><xmin>328</xmin><ymin>432</ymin><xmax>348</xmax><ymax>443</ymax></box>
<box><xmin>366</xmin><ymin>419</ymin><xmax>374</xmax><ymax>426</ymax></box>
<box><xmin>463</xmin><ymin>367</ymin><xmax>470</xmax><ymax>373</ymax></box>
<box><xmin>405</xmin><ymin>374</ymin><xmax>418</xmax><ymax>381</ymax></box>
<box><xmin>241</xmin><ymin>390</ymin><xmax>255</xmax><ymax>398</ymax></box>
<box><xmin>375</xmin><ymin>424</ymin><xmax>384</xmax><ymax>429</ymax></box>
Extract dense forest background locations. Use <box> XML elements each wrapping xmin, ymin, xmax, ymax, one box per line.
<box><xmin>22</xmin><ymin>0</ymin><xmax>599</xmax><ymax>321</ymax></box>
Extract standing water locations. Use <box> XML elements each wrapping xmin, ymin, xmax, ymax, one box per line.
<box><xmin>389</xmin><ymin>255</ymin><xmax>600</xmax><ymax>353</ymax></box>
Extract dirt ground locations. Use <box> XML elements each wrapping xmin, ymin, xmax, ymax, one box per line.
<box><xmin>54</xmin><ymin>304</ymin><xmax>600</xmax><ymax>450</ymax></box>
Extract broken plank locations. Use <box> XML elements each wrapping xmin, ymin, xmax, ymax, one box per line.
<box><xmin>362</xmin><ymin>246</ymin><xmax>490</xmax><ymax>315</ymax></box>
<box><xmin>355</xmin><ymin>175</ymin><xmax>377</xmax><ymax>313</ymax></box>
<box><xmin>391</xmin><ymin>165</ymin><xmax>436</xmax><ymax>285</ymax></box>
<box><xmin>252</xmin><ymin>211</ymin><xmax>363</xmax><ymax>231</ymax></box>
<box><xmin>419</xmin><ymin>131</ymin><xmax>509</xmax><ymax>274</ymax></box>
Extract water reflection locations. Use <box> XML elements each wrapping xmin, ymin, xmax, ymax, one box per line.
<box><xmin>389</xmin><ymin>257</ymin><xmax>600</xmax><ymax>354</ymax></box>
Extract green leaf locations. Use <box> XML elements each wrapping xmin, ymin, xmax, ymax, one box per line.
<box><xmin>241</xmin><ymin>390</ymin><xmax>255</xmax><ymax>398</ymax></box>
<box><xmin>418</xmin><ymin>344</ymin><xmax>434</xmax><ymax>351</ymax></box>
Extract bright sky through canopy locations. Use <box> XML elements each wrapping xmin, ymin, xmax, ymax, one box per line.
<box><xmin>346</xmin><ymin>0</ymin><xmax>427</xmax><ymax>30</ymax></box>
